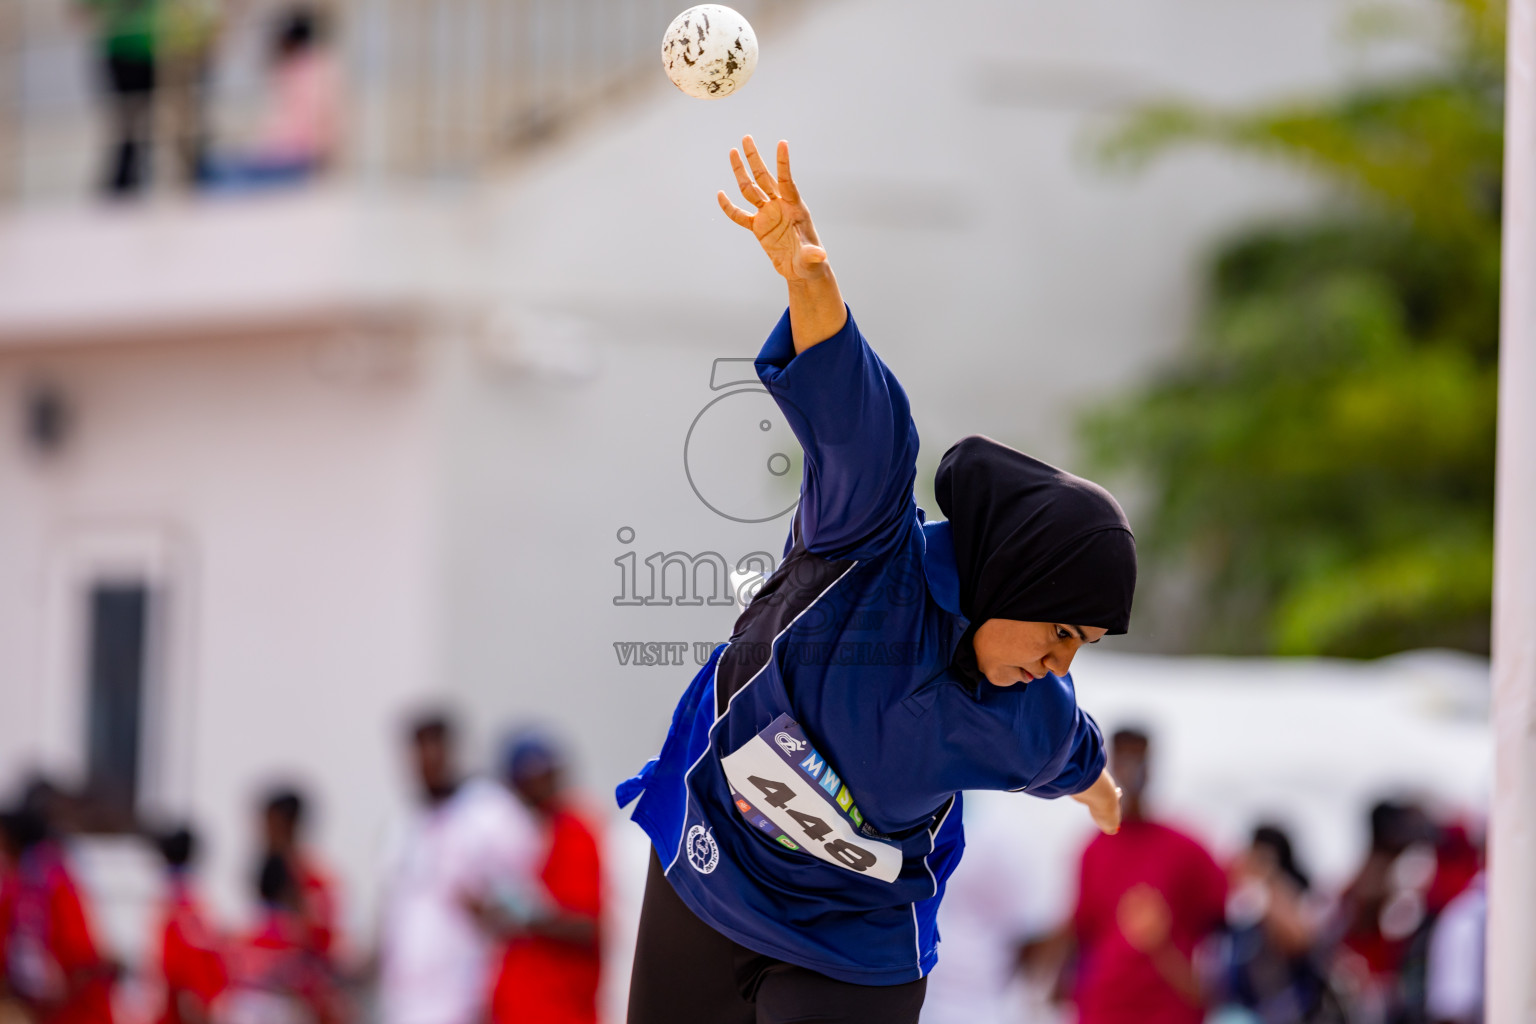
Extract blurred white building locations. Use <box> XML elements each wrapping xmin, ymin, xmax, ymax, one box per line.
<box><xmin>0</xmin><ymin>2</ymin><xmax>1473</xmax><ymax>1021</ymax></box>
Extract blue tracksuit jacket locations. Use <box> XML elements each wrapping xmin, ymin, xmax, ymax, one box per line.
<box><xmin>617</xmin><ymin>307</ymin><xmax>1105</xmax><ymax>985</ymax></box>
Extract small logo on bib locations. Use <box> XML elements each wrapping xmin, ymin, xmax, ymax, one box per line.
<box><xmin>774</xmin><ymin>732</ymin><xmax>806</xmax><ymax>756</ymax></box>
<box><xmin>686</xmin><ymin>824</ymin><xmax>720</xmax><ymax>874</ymax></box>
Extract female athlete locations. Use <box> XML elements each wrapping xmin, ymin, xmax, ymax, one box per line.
<box><xmin>618</xmin><ymin>136</ymin><xmax>1134</xmax><ymax>1024</ymax></box>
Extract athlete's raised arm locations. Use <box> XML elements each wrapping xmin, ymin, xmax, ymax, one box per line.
<box><xmin>717</xmin><ymin>136</ymin><xmax>846</xmax><ymax>354</ymax></box>
<box><xmin>720</xmin><ymin>136</ymin><xmax>918</xmax><ymax>558</ymax></box>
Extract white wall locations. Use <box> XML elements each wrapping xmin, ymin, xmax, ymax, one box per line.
<box><xmin>0</xmin><ymin>329</ymin><xmax>438</xmax><ymax>933</ymax></box>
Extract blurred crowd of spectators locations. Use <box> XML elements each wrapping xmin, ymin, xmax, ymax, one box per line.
<box><xmin>929</xmin><ymin>729</ymin><xmax>1487</xmax><ymax>1024</ymax></box>
<box><xmin>0</xmin><ymin>715</ymin><xmax>603</xmax><ymax>1024</ymax></box>
<box><xmin>75</xmin><ymin>0</ymin><xmax>342</xmax><ymax>198</ymax></box>
<box><xmin>0</xmin><ymin>717</ymin><xmax>1487</xmax><ymax>1024</ymax></box>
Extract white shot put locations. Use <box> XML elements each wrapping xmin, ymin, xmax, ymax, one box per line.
<box><xmin>661</xmin><ymin>5</ymin><xmax>758</xmax><ymax>100</ymax></box>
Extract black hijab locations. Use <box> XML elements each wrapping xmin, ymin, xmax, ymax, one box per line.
<box><xmin>935</xmin><ymin>435</ymin><xmax>1137</xmax><ymax>641</ymax></box>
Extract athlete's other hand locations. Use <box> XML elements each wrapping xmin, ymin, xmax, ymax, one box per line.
<box><xmin>1072</xmin><ymin>767</ymin><xmax>1123</xmax><ymax>835</ymax></box>
<box><xmin>717</xmin><ymin>136</ymin><xmax>828</xmax><ymax>283</ymax></box>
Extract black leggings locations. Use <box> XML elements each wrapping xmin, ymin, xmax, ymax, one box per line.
<box><xmin>626</xmin><ymin>850</ymin><xmax>927</xmax><ymax>1024</ymax></box>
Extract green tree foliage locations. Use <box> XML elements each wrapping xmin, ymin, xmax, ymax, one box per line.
<box><xmin>1082</xmin><ymin>0</ymin><xmax>1503</xmax><ymax>656</ymax></box>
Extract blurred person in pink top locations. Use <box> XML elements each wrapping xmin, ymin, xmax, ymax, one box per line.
<box><xmin>251</xmin><ymin>8</ymin><xmax>341</xmax><ymax>167</ymax></box>
<box><xmin>201</xmin><ymin>5</ymin><xmax>340</xmax><ymax>190</ymax></box>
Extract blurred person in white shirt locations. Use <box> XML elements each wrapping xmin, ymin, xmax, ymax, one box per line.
<box><xmin>922</xmin><ymin>790</ymin><xmax>1073</xmax><ymax>1024</ymax></box>
<box><xmin>1424</xmin><ymin>871</ymin><xmax>1484</xmax><ymax>1024</ymax></box>
<box><xmin>377</xmin><ymin>713</ymin><xmax>539</xmax><ymax>1024</ymax></box>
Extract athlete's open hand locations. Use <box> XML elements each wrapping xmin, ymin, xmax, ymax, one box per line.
<box><xmin>1072</xmin><ymin>768</ymin><xmax>1123</xmax><ymax>836</ymax></box>
<box><xmin>717</xmin><ymin>136</ymin><xmax>828</xmax><ymax>283</ymax></box>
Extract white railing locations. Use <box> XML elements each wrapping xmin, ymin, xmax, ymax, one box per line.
<box><xmin>0</xmin><ymin>0</ymin><xmax>803</xmax><ymax>204</ymax></box>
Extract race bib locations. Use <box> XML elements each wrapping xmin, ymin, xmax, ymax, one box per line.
<box><xmin>720</xmin><ymin>714</ymin><xmax>903</xmax><ymax>882</ymax></box>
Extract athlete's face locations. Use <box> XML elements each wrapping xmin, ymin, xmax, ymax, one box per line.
<box><xmin>972</xmin><ymin>619</ymin><xmax>1108</xmax><ymax>686</ymax></box>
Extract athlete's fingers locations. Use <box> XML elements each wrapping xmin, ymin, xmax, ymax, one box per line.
<box><xmin>717</xmin><ymin>191</ymin><xmax>756</xmax><ymax>229</ymax></box>
<box><xmin>742</xmin><ymin>135</ymin><xmax>779</xmax><ymax>199</ymax></box>
<box><xmin>730</xmin><ymin>149</ymin><xmax>769</xmax><ymax>208</ymax></box>
<box><xmin>780</xmin><ymin>144</ymin><xmax>820</xmax><ymax>244</ymax></box>
<box><xmin>776</xmin><ymin>140</ymin><xmax>801</xmax><ymax>204</ymax></box>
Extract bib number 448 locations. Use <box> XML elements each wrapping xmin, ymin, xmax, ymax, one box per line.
<box><xmin>745</xmin><ymin>775</ymin><xmax>878</xmax><ymax>871</ymax></box>
<box><xmin>721</xmin><ymin>717</ymin><xmax>904</xmax><ymax>883</ymax></box>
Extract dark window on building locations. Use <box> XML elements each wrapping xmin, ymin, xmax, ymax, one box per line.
<box><xmin>85</xmin><ymin>582</ymin><xmax>151</xmax><ymax>825</ymax></box>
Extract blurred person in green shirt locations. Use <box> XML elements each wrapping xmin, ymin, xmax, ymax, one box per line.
<box><xmin>77</xmin><ymin>0</ymin><xmax>158</xmax><ymax>195</ymax></box>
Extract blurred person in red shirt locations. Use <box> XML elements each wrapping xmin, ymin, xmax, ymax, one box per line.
<box><xmin>1067</xmin><ymin>728</ymin><xmax>1226</xmax><ymax>1024</ymax></box>
<box><xmin>0</xmin><ymin>805</ymin><xmax>115</xmax><ymax>1024</ymax></box>
<box><xmin>1334</xmin><ymin>804</ymin><xmax>1483</xmax><ymax>1024</ymax></box>
<box><xmin>151</xmin><ymin>827</ymin><xmax>227</xmax><ymax>1024</ymax></box>
<box><xmin>0</xmin><ymin>845</ymin><xmax>11</xmax><ymax>1019</ymax></box>
<box><xmin>1423</xmin><ymin>820</ymin><xmax>1480</xmax><ymax>920</ymax></box>
<box><xmin>259</xmin><ymin>791</ymin><xmax>340</xmax><ymax>966</ymax></box>
<box><xmin>1331</xmin><ymin>798</ymin><xmax>1441</xmax><ymax>1024</ymax></box>
<box><xmin>477</xmin><ymin>732</ymin><xmax>602</xmax><ymax>1024</ymax></box>
<box><xmin>219</xmin><ymin>854</ymin><xmax>338</xmax><ymax>1024</ymax></box>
